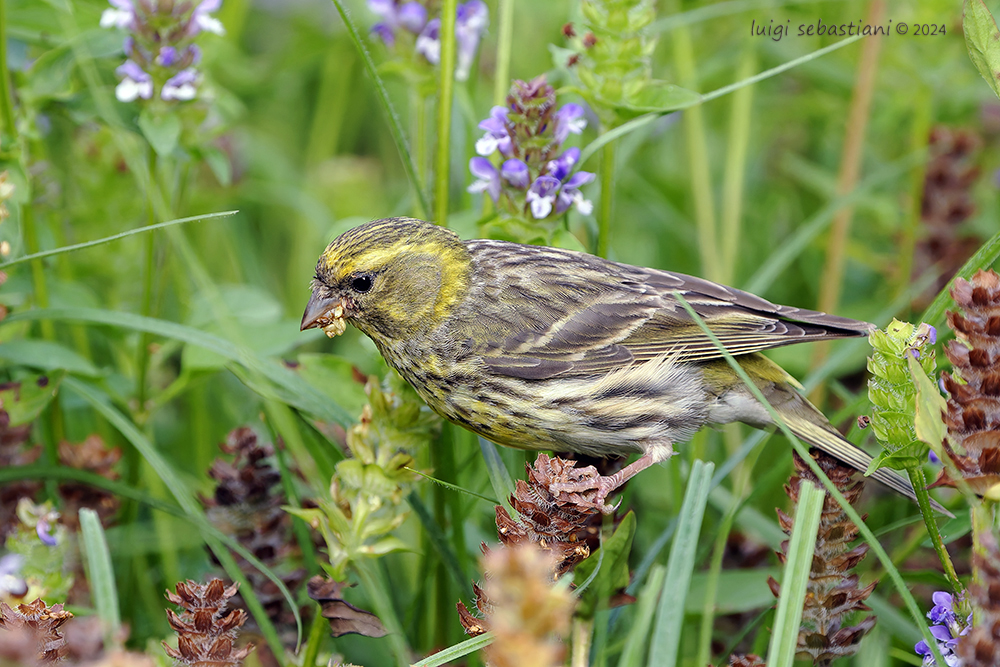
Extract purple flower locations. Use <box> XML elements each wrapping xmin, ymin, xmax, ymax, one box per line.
<box><xmin>398</xmin><ymin>2</ymin><xmax>428</xmax><ymax>32</ymax></box>
<box><xmin>554</xmin><ymin>103</ymin><xmax>587</xmax><ymax>143</ymax></box>
<box><xmin>501</xmin><ymin>159</ymin><xmax>529</xmax><ymax>189</ymax></box>
<box><xmin>189</xmin><ymin>0</ymin><xmax>225</xmax><ymax>36</ymax></box>
<box><xmin>100</xmin><ymin>0</ymin><xmax>134</xmax><ymax>30</ymax></box>
<box><xmin>0</xmin><ymin>554</ymin><xmax>26</xmax><ymax>598</ymax></box>
<box><xmin>929</xmin><ymin>450</ymin><xmax>942</xmax><ymax>464</ymax></box>
<box><xmin>526</xmin><ymin>176</ymin><xmax>561</xmax><ymax>219</ymax></box>
<box><xmin>156</xmin><ymin>46</ymin><xmax>179</xmax><ymax>67</ymax></box>
<box><xmin>36</xmin><ymin>517</ymin><xmax>57</xmax><ymax>547</ymax></box>
<box><xmin>372</xmin><ymin>22</ymin><xmax>396</xmax><ymax>46</ymax></box>
<box><xmin>455</xmin><ymin>0</ymin><xmax>488</xmax><ymax>81</ymax></box>
<box><xmin>546</xmin><ymin>147</ymin><xmax>580</xmax><ymax>181</ymax></box>
<box><xmin>555</xmin><ymin>171</ymin><xmax>595</xmax><ymax>215</ymax></box>
<box><xmin>927</xmin><ymin>324</ymin><xmax>938</xmax><ymax>345</ymax></box>
<box><xmin>416</xmin><ymin>18</ymin><xmax>442</xmax><ymax>65</ymax></box>
<box><xmin>475</xmin><ymin>106</ymin><xmax>511</xmax><ymax>156</ymax></box>
<box><xmin>468</xmin><ymin>157</ymin><xmax>500</xmax><ymax>201</ymax></box>
<box><xmin>916</xmin><ymin>590</ymin><xmax>971</xmax><ymax>666</ymax></box>
<box><xmin>162</xmin><ymin>68</ymin><xmax>199</xmax><ymax>101</ymax></box>
<box><xmin>115</xmin><ymin>60</ymin><xmax>153</xmax><ymax>102</ymax></box>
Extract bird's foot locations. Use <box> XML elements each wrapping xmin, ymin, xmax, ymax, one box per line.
<box><xmin>546</xmin><ymin>453</ymin><xmax>659</xmax><ymax>514</ymax></box>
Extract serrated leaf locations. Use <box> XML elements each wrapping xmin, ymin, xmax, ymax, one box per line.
<box><xmin>574</xmin><ymin>511</ymin><xmax>636</xmax><ymax>618</ymax></box>
<box><xmin>0</xmin><ymin>371</ymin><xmax>64</xmax><ymax>426</ymax></box>
<box><xmin>964</xmin><ymin>0</ymin><xmax>1000</xmax><ymax>100</ymax></box>
<box><xmin>138</xmin><ymin>110</ymin><xmax>181</xmax><ymax>157</ymax></box>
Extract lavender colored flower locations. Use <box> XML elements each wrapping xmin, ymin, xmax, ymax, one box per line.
<box><xmin>546</xmin><ymin>147</ymin><xmax>580</xmax><ymax>181</ymax></box>
<box><xmin>501</xmin><ymin>159</ymin><xmax>530</xmax><ymax>189</ymax></box>
<box><xmin>189</xmin><ymin>0</ymin><xmax>225</xmax><ymax>36</ymax></box>
<box><xmin>115</xmin><ymin>60</ymin><xmax>153</xmax><ymax>102</ymax></box>
<box><xmin>455</xmin><ymin>0</ymin><xmax>489</xmax><ymax>81</ymax></box>
<box><xmin>162</xmin><ymin>68</ymin><xmax>199</xmax><ymax>101</ymax></box>
<box><xmin>554</xmin><ymin>103</ymin><xmax>587</xmax><ymax>143</ymax></box>
<box><xmin>156</xmin><ymin>46</ymin><xmax>180</xmax><ymax>67</ymax></box>
<box><xmin>100</xmin><ymin>0</ymin><xmax>134</xmax><ymax>30</ymax></box>
<box><xmin>36</xmin><ymin>517</ymin><xmax>57</xmax><ymax>547</ymax></box>
<box><xmin>476</xmin><ymin>106</ymin><xmax>512</xmax><ymax>156</ymax></box>
<box><xmin>468</xmin><ymin>157</ymin><xmax>500</xmax><ymax>201</ymax></box>
<box><xmin>368</xmin><ymin>0</ymin><xmax>427</xmax><ymax>45</ymax></box>
<box><xmin>526</xmin><ymin>176</ymin><xmax>561</xmax><ymax>219</ymax></box>
<box><xmin>0</xmin><ymin>553</ymin><xmax>27</xmax><ymax>598</ymax></box>
<box><xmin>397</xmin><ymin>2</ymin><xmax>428</xmax><ymax>32</ymax></box>
<box><xmin>915</xmin><ymin>590</ymin><xmax>970</xmax><ymax>666</ymax></box>
<box><xmin>416</xmin><ymin>18</ymin><xmax>442</xmax><ymax>65</ymax></box>
<box><xmin>555</xmin><ymin>171</ymin><xmax>595</xmax><ymax>215</ymax></box>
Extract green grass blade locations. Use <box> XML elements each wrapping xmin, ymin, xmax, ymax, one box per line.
<box><xmin>327</xmin><ymin>0</ymin><xmax>430</xmax><ymax>217</ymax></box>
<box><xmin>407</xmin><ymin>491</ymin><xmax>472</xmax><ymax>589</ymax></box>
<box><xmin>920</xmin><ymin>228</ymin><xmax>1000</xmax><ymax>328</ymax></box>
<box><xmin>0</xmin><ymin>211</ymin><xmax>237</xmax><ymax>270</ymax></box>
<box><xmin>765</xmin><ymin>480</ymin><xmax>823</xmax><ymax>667</ymax></box>
<box><xmin>412</xmin><ymin>632</ymin><xmax>496</xmax><ymax>667</ymax></box>
<box><xmin>616</xmin><ymin>563</ymin><xmax>666</xmax><ymax>667</ymax></box>
<box><xmin>647</xmin><ymin>459</ymin><xmax>714</xmax><ymax>667</ymax></box>
<box><xmin>2</xmin><ymin>307</ymin><xmax>353</xmax><ymax>426</ymax></box>
<box><xmin>478</xmin><ymin>437</ymin><xmax>515</xmax><ymax>513</ymax></box>
<box><xmin>78</xmin><ymin>508</ymin><xmax>122</xmax><ymax>647</ymax></box>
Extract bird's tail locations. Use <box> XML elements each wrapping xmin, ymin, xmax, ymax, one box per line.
<box><xmin>780</xmin><ymin>407</ymin><xmax>953</xmax><ymax>518</ymax></box>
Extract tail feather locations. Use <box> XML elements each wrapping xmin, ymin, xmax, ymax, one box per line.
<box><xmin>785</xmin><ymin>413</ymin><xmax>953</xmax><ymax>518</ymax></box>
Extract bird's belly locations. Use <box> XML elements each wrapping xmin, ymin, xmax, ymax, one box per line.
<box><xmin>404</xmin><ymin>354</ymin><xmax>713</xmax><ymax>459</ymax></box>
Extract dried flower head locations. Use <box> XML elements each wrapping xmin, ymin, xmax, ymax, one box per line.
<box><xmin>956</xmin><ymin>530</ymin><xmax>1000</xmax><ymax>665</ymax></box>
<box><xmin>0</xmin><ymin>598</ymin><xmax>73</xmax><ymax>663</ymax></box>
<box><xmin>162</xmin><ymin>579</ymin><xmax>254</xmax><ymax>666</ymax></box>
<box><xmin>932</xmin><ymin>270</ymin><xmax>1000</xmax><ymax>493</ymax></box>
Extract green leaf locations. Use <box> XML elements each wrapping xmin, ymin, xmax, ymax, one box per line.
<box><xmin>574</xmin><ymin>511</ymin><xmax>636</xmax><ymax>619</ymax></box>
<box><xmin>201</xmin><ymin>146</ymin><xmax>233</xmax><ymax>186</ymax></box>
<box><xmin>138</xmin><ymin>110</ymin><xmax>181</xmax><ymax>156</ymax></box>
<box><xmin>964</xmin><ymin>0</ymin><xmax>1000</xmax><ymax>100</ymax></box>
<box><xmin>78</xmin><ymin>508</ymin><xmax>121</xmax><ymax>648</ymax></box>
<box><xmin>0</xmin><ymin>340</ymin><xmax>99</xmax><ymax>376</ymax></box>
<box><xmin>648</xmin><ymin>460</ymin><xmax>714</xmax><ymax>667</ymax></box>
<box><xmin>619</xmin><ymin>80</ymin><xmax>702</xmax><ymax>114</ymax></box>
<box><xmin>0</xmin><ymin>371</ymin><xmax>64</xmax><ymax>426</ymax></box>
<box><xmin>617</xmin><ymin>563</ymin><xmax>666</xmax><ymax>667</ymax></box>
<box><xmin>909</xmin><ymin>355</ymin><xmax>948</xmax><ymax>455</ymax></box>
<box><xmin>411</xmin><ymin>633</ymin><xmax>495</xmax><ymax>667</ymax></box>
<box><xmin>766</xmin><ymin>480</ymin><xmax>824</xmax><ymax>667</ymax></box>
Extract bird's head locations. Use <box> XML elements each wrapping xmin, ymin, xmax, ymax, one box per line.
<box><xmin>301</xmin><ymin>217</ymin><xmax>473</xmax><ymax>342</ymax></box>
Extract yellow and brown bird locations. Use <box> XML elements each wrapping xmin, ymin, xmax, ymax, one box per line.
<box><xmin>301</xmin><ymin>216</ymin><xmax>925</xmax><ymax>508</ymax></box>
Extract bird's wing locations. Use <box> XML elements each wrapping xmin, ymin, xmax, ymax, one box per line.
<box><xmin>467</xmin><ymin>245</ymin><xmax>871</xmax><ymax>380</ymax></box>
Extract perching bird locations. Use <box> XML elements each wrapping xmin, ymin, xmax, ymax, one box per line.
<box><xmin>301</xmin><ymin>217</ymin><xmax>932</xmax><ymax>510</ymax></box>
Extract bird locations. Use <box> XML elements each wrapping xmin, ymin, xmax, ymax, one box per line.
<box><xmin>301</xmin><ymin>216</ymin><xmax>938</xmax><ymax>512</ymax></box>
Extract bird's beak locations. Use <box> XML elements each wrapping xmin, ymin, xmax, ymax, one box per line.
<box><xmin>301</xmin><ymin>292</ymin><xmax>349</xmax><ymax>338</ymax></box>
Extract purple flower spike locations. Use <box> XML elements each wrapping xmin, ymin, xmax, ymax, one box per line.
<box><xmin>115</xmin><ymin>60</ymin><xmax>153</xmax><ymax>102</ymax></box>
<box><xmin>36</xmin><ymin>518</ymin><xmax>57</xmax><ymax>547</ymax></box>
<box><xmin>476</xmin><ymin>106</ymin><xmax>511</xmax><ymax>156</ymax></box>
<box><xmin>468</xmin><ymin>157</ymin><xmax>500</xmax><ymax>202</ymax></box>
<box><xmin>367</xmin><ymin>0</ymin><xmax>395</xmax><ymax>17</ymax></box>
<box><xmin>928</xmin><ymin>450</ymin><xmax>942</xmax><ymax>464</ymax></box>
<box><xmin>927</xmin><ymin>324</ymin><xmax>937</xmax><ymax>345</ymax></box>
<box><xmin>554</xmin><ymin>103</ymin><xmax>587</xmax><ymax>143</ymax></box>
<box><xmin>526</xmin><ymin>175</ymin><xmax>561</xmax><ymax>219</ymax></box>
<box><xmin>501</xmin><ymin>159</ymin><xmax>530</xmax><ymax>189</ymax></box>
<box><xmin>546</xmin><ymin>147</ymin><xmax>581</xmax><ymax>181</ymax></box>
<box><xmin>416</xmin><ymin>18</ymin><xmax>442</xmax><ymax>65</ymax></box>
<box><xmin>0</xmin><ymin>553</ymin><xmax>26</xmax><ymax>598</ymax></box>
<box><xmin>914</xmin><ymin>640</ymin><xmax>931</xmax><ymax>656</ymax></box>
<box><xmin>398</xmin><ymin>2</ymin><xmax>427</xmax><ymax>32</ymax></box>
<box><xmin>455</xmin><ymin>0</ymin><xmax>489</xmax><ymax>81</ymax></box>
<box><xmin>162</xmin><ymin>68</ymin><xmax>199</xmax><ymax>101</ymax></box>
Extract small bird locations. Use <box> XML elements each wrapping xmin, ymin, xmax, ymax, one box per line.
<box><xmin>301</xmin><ymin>217</ymin><xmax>931</xmax><ymax>510</ymax></box>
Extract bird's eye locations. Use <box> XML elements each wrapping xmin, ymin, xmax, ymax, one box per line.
<box><xmin>351</xmin><ymin>275</ymin><xmax>374</xmax><ymax>293</ymax></box>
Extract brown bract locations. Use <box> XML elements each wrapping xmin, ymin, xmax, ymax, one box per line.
<box><xmin>932</xmin><ymin>270</ymin><xmax>1000</xmax><ymax>493</ymax></box>
<box><xmin>162</xmin><ymin>579</ymin><xmax>253</xmax><ymax>666</ymax></box>
<box><xmin>0</xmin><ymin>598</ymin><xmax>73</xmax><ymax>664</ymax></box>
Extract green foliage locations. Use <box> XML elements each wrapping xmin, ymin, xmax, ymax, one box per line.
<box><xmin>964</xmin><ymin>0</ymin><xmax>1000</xmax><ymax>101</ymax></box>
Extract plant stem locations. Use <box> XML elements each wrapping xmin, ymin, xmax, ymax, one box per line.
<box><xmin>908</xmin><ymin>466</ymin><xmax>962</xmax><ymax>592</ymax></box>
<box><xmin>434</xmin><ymin>0</ymin><xmax>458</xmax><ymax>227</ymax></box>
<box><xmin>300</xmin><ymin>604</ymin><xmax>328</xmax><ymax>667</ymax></box>
<box><xmin>135</xmin><ymin>151</ymin><xmax>157</xmax><ymax>419</ymax></box>
<box><xmin>0</xmin><ymin>0</ymin><xmax>16</xmax><ymax>143</ymax></box>
<box><xmin>597</xmin><ymin>140</ymin><xmax>615</xmax><ymax>257</ymax></box>
<box><xmin>571</xmin><ymin>617</ymin><xmax>593</xmax><ymax>667</ymax></box>
<box><xmin>719</xmin><ymin>50</ymin><xmax>755</xmax><ymax>285</ymax></box>
<box><xmin>492</xmin><ymin>0</ymin><xmax>514</xmax><ymax>106</ymax></box>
